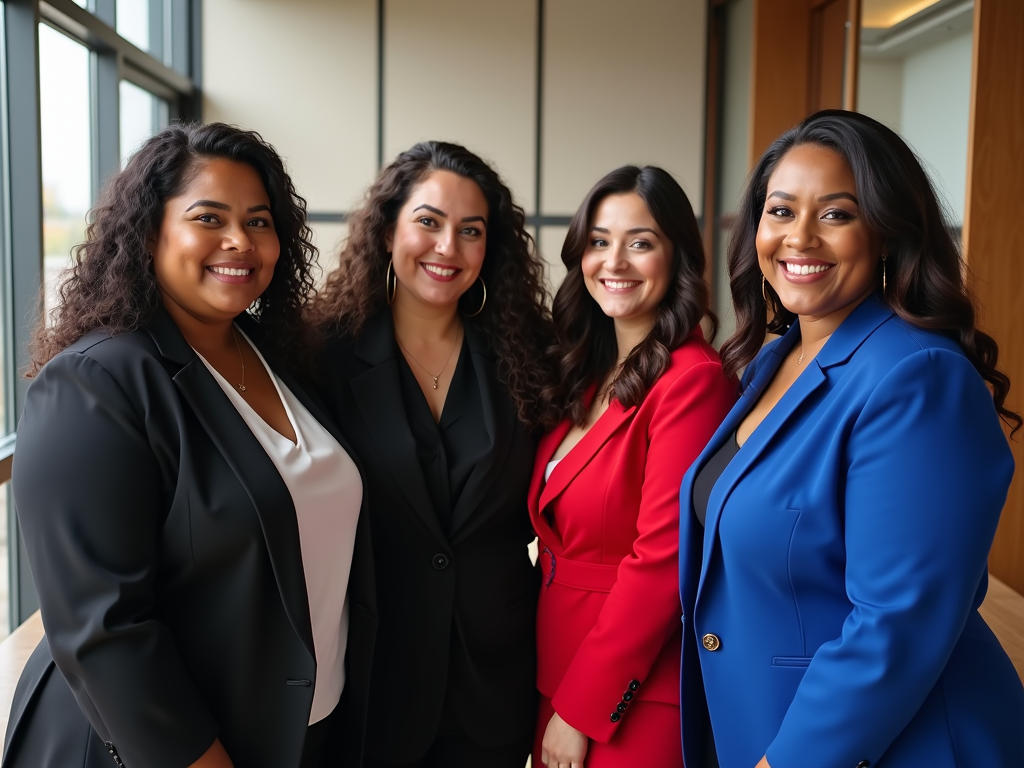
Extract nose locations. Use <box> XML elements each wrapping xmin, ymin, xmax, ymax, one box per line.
<box><xmin>435</xmin><ymin>226</ymin><xmax>458</xmax><ymax>257</ymax></box>
<box><xmin>604</xmin><ymin>243</ymin><xmax>629</xmax><ymax>271</ymax></box>
<box><xmin>784</xmin><ymin>216</ymin><xmax>820</xmax><ymax>251</ymax></box>
<box><xmin>223</xmin><ymin>223</ymin><xmax>255</xmax><ymax>252</ymax></box>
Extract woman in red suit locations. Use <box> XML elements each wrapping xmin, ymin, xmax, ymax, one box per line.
<box><xmin>532</xmin><ymin>166</ymin><xmax>736</xmax><ymax>768</ymax></box>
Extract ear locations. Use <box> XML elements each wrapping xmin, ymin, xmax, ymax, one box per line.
<box><xmin>384</xmin><ymin>225</ymin><xmax>394</xmax><ymax>254</ymax></box>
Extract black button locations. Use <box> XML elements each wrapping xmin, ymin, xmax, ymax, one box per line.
<box><xmin>855</xmin><ymin>763</ymin><xmax>870</xmax><ymax>768</ymax></box>
<box><xmin>609</xmin><ymin>712</ymin><xmax>621</xmax><ymax>722</ymax></box>
<box><xmin>622</xmin><ymin>691</ymin><xmax>634</xmax><ymax>702</ymax></box>
<box><xmin>629</xmin><ymin>679</ymin><xmax>640</xmax><ymax>691</ymax></box>
<box><xmin>616</xmin><ymin>703</ymin><xmax>627</xmax><ymax>712</ymax></box>
<box><xmin>432</xmin><ymin>554</ymin><xmax>450</xmax><ymax>570</ymax></box>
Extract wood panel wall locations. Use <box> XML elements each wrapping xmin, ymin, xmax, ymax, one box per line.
<box><xmin>964</xmin><ymin>0</ymin><xmax>1024</xmax><ymax>596</ymax></box>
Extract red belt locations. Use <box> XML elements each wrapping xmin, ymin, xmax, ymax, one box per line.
<box><xmin>539</xmin><ymin>545</ymin><xmax>620</xmax><ymax>593</ymax></box>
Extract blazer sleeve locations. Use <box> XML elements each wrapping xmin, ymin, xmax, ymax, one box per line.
<box><xmin>12</xmin><ymin>352</ymin><xmax>220</xmax><ymax>768</ymax></box>
<box><xmin>552</xmin><ymin>360</ymin><xmax>736</xmax><ymax>743</ymax></box>
<box><xmin>765</xmin><ymin>348</ymin><xmax>1014</xmax><ymax>768</ymax></box>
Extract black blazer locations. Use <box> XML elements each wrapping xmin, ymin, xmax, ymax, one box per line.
<box><xmin>320</xmin><ymin>312</ymin><xmax>539</xmax><ymax>764</ymax></box>
<box><xmin>2</xmin><ymin>309</ymin><xmax>377</xmax><ymax>768</ymax></box>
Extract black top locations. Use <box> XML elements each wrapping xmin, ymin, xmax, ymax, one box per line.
<box><xmin>692</xmin><ymin>430</ymin><xmax>741</xmax><ymax>527</ymax></box>
<box><xmin>396</xmin><ymin>335</ymin><xmax>489</xmax><ymax>533</ymax></box>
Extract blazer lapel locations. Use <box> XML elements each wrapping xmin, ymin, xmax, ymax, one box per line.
<box><xmin>447</xmin><ymin>322</ymin><xmax>517</xmax><ymax>540</ymax></box>
<box><xmin>538</xmin><ymin>392</ymin><xmax>637</xmax><ymax>513</ymax></box>
<box><xmin>348</xmin><ymin>313</ymin><xmax>446</xmax><ymax>543</ymax></box>
<box><xmin>695</xmin><ymin>295</ymin><xmax>896</xmax><ymax>600</ymax></box>
<box><xmin>145</xmin><ymin>309</ymin><xmax>315</xmax><ymax>660</ymax></box>
<box><xmin>528</xmin><ymin>419</ymin><xmax>574</xmax><ymax>548</ymax></box>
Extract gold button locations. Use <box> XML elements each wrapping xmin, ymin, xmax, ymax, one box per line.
<box><xmin>702</xmin><ymin>633</ymin><xmax>721</xmax><ymax>651</ymax></box>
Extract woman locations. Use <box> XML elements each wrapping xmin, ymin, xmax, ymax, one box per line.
<box><xmin>531</xmin><ymin>166</ymin><xmax>736</xmax><ymax>768</ymax></box>
<box><xmin>3</xmin><ymin>123</ymin><xmax>374</xmax><ymax>768</ymax></box>
<box><xmin>312</xmin><ymin>141</ymin><xmax>552</xmax><ymax>768</ymax></box>
<box><xmin>679</xmin><ymin>110</ymin><xmax>1024</xmax><ymax>768</ymax></box>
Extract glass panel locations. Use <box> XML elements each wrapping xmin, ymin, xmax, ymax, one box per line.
<box><xmin>120</xmin><ymin>80</ymin><xmax>168</xmax><ymax>167</ymax></box>
<box><xmin>39</xmin><ymin>25</ymin><xmax>93</xmax><ymax>322</ymax></box>
<box><xmin>858</xmin><ymin>0</ymin><xmax>973</xmax><ymax>233</ymax></box>
<box><xmin>117</xmin><ymin>0</ymin><xmax>150</xmax><ymax>52</ymax></box>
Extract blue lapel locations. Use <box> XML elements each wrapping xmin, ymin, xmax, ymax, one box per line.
<box><xmin>688</xmin><ymin>295</ymin><xmax>895</xmax><ymax>608</ymax></box>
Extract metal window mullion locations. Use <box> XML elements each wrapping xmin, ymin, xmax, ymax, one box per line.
<box><xmin>2</xmin><ymin>0</ymin><xmax>44</xmax><ymax>627</ymax></box>
<box><xmin>92</xmin><ymin>47</ymin><xmax>121</xmax><ymax>191</ymax></box>
<box><xmin>168</xmin><ymin>0</ymin><xmax>188</xmax><ymax>76</ymax></box>
<box><xmin>147</xmin><ymin>0</ymin><xmax>162</xmax><ymax>64</ymax></box>
<box><xmin>92</xmin><ymin>0</ymin><xmax>114</xmax><ymax>27</ymax></box>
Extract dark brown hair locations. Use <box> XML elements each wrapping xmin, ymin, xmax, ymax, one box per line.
<box><xmin>28</xmin><ymin>122</ymin><xmax>318</xmax><ymax>377</ymax></box>
<box><xmin>720</xmin><ymin>109</ymin><xmax>1020</xmax><ymax>434</ymax></box>
<box><xmin>311</xmin><ymin>140</ymin><xmax>554</xmax><ymax>429</ymax></box>
<box><xmin>544</xmin><ymin>165</ymin><xmax>715</xmax><ymax>427</ymax></box>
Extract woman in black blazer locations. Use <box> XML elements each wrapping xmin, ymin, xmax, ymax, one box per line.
<box><xmin>3</xmin><ymin>123</ymin><xmax>375</xmax><ymax>768</ymax></box>
<box><xmin>312</xmin><ymin>141</ymin><xmax>554</xmax><ymax>768</ymax></box>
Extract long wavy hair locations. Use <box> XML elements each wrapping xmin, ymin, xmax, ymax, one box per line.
<box><xmin>28</xmin><ymin>122</ymin><xmax>318</xmax><ymax>377</ymax></box>
<box><xmin>720</xmin><ymin>109</ymin><xmax>1020</xmax><ymax>433</ymax></box>
<box><xmin>543</xmin><ymin>165</ymin><xmax>715</xmax><ymax>427</ymax></box>
<box><xmin>311</xmin><ymin>140</ymin><xmax>554</xmax><ymax>430</ymax></box>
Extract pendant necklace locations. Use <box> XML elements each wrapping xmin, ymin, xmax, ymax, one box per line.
<box><xmin>397</xmin><ymin>328</ymin><xmax>461</xmax><ymax>389</ymax></box>
<box><xmin>231</xmin><ymin>328</ymin><xmax>247</xmax><ymax>392</ymax></box>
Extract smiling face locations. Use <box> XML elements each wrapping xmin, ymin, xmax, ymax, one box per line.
<box><xmin>386</xmin><ymin>169</ymin><xmax>488</xmax><ymax>312</ymax></box>
<box><xmin>581</xmin><ymin>192</ymin><xmax>673</xmax><ymax>335</ymax></box>
<box><xmin>757</xmin><ymin>143</ymin><xmax>879</xmax><ymax>332</ymax></box>
<box><xmin>151</xmin><ymin>157</ymin><xmax>279</xmax><ymax>333</ymax></box>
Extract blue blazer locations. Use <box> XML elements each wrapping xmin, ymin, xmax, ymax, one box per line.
<box><xmin>679</xmin><ymin>295</ymin><xmax>1024</xmax><ymax>768</ymax></box>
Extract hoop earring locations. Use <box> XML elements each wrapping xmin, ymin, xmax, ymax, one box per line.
<box><xmin>762</xmin><ymin>274</ymin><xmax>769</xmax><ymax>304</ymax></box>
<box><xmin>881</xmin><ymin>253</ymin><xmax>887</xmax><ymax>298</ymax></box>
<box><xmin>386</xmin><ymin>258</ymin><xmax>397</xmax><ymax>306</ymax></box>
<box><xmin>463</xmin><ymin>276</ymin><xmax>487</xmax><ymax>317</ymax></box>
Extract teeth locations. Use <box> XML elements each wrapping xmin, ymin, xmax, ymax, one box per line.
<box><xmin>604</xmin><ymin>280</ymin><xmax>641</xmax><ymax>289</ymax></box>
<box><xmin>785</xmin><ymin>262</ymin><xmax>831</xmax><ymax>275</ymax></box>
<box><xmin>423</xmin><ymin>264</ymin><xmax>457</xmax><ymax>277</ymax></box>
<box><xmin>209</xmin><ymin>266</ymin><xmax>252</xmax><ymax>276</ymax></box>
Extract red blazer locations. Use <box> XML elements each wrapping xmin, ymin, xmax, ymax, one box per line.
<box><xmin>529</xmin><ymin>330</ymin><xmax>736</xmax><ymax>743</ymax></box>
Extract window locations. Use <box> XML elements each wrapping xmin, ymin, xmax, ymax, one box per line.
<box><xmin>0</xmin><ymin>0</ymin><xmax>201</xmax><ymax>634</ymax></box>
<box><xmin>39</xmin><ymin>24</ymin><xmax>92</xmax><ymax>322</ymax></box>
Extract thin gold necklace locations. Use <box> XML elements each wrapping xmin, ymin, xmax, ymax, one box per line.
<box><xmin>397</xmin><ymin>328</ymin><xmax>461</xmax><ymax>389</ymax></box>
<box><xmin>231</xmin><ymin>328</ymin><xmax>247</xmax><ymax>392</ymax></box>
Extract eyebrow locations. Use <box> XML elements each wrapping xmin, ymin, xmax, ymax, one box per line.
<box><xmin>184</xmin><ymin>200</ymin><xmax>272</xmax><ymax>213</ymax></box>
<box><xmin>766</xmin><ymin>190</ymin><xmax>859</xmax><ymax>205</ymax></box>
<box><xmin>413</xmin><ymin>204</ymin><xmax>487</xmax><ymax>227</ymax></box>
<box><xmin>591</xmin><ymin>226</ymin><xmax>660</xmax><ymax>236</ymax></box>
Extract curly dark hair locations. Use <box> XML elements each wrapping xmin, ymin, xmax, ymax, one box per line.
<box><xmin>311</xmin><ymin>140</ymin><xmax>554</xmax><ymax>429</ymax></box>
<box><xmin>542</xmin><ymin>165</ymin><xmax>716</xmax><ymax>427</ymax></box>
<box><xmin>28</xmin><ymin>121</ymin><xmax>318</xmax><ymax>377</ymax></box>
<box><xmin>720</xmin><ymin>109</ymin><xmax>1020</xmax><ymax>434</ymax></box>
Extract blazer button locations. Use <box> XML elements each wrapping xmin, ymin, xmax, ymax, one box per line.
<box><xmin>609</xmin><ymin>712</ymin><xmax>621</xmax><ymax>723</ymax></box>
<box><xmin>628</xmin><ymin>679</ymin><xmax>640</xmax><ymax>691</ymax></box>
<box><xmin>855</xmin><ymin>762</ymin><xmax>870</xmax><ymax>768</ymax></box>
<box><xmin>432</xmin><ymin>553</ymin><xmax>450</xmax><ymax>570</ymax></box>
<box><xmin>702</xmin><ymin>633</ymin><xmax>721</xmax><ymax>651</ymax></box>
<box><xmin>616</xmin><ymin>702</ymin><xmax>627</xmax><ymax>713</ymax></box>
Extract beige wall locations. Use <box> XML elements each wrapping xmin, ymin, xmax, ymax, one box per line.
<box><xmin>541</xmin><ymin>0</ymin><xmax>707</xmax><ymax>216</ymax></box>
<box><xmin>203</xmin><ymin>0</ymin><xmax>377</xmax><ymax>256</ymax></box>
<box><xmin>384</xmin><ymin>0</ymin><xmax>538</xmax><ymax>214</ymax></box>
<box><xmin>203</xmin><ymin>0</ymin><xmax>708</xmax><ymax>285</ymax></box>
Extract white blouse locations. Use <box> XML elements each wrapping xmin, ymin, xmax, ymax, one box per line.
<box><xmin>544</xmin><ymin>459</ymin><xmax>561</xmax><ymax>482</ymax></box>
<box><xmin>195</xmin><ymin>329</ymin><xmax>362</xmax><ymax>726</ymax></box>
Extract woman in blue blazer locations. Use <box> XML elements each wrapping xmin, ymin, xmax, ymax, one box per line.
<box><xmin>679</xmin><ymin>110</ymin><xmax>1024</xmax><ymax>768</ymax></box>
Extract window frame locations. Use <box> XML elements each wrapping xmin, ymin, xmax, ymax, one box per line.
<box><xmin>0</xmin><ymin>0</ymin><xmax>202</xmax><ymax>629</ymax></box>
